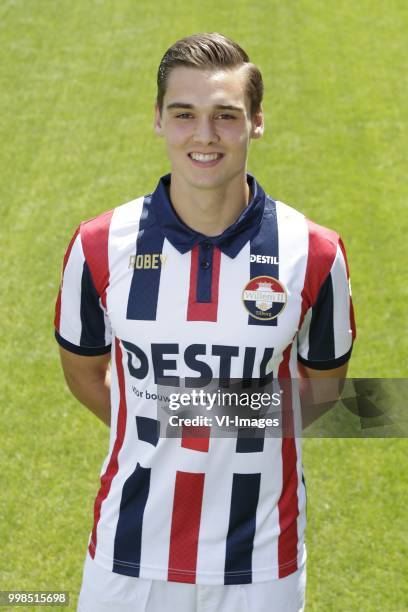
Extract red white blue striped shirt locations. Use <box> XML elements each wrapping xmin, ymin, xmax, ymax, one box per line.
<box><xmin>55</xmin><ymin>174</ymin><xmax>356</xmax><ymax>584</ymax></box>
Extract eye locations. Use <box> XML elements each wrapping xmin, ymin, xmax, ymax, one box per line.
<box><xmin>215</xmin><ymin>113</ymin><xmax>236</xmax><ymax>120</ymax></box>
<box><xmin>176</xmin><ymin>113</ymin><xmax>193</xmax><ymax>119</ymax></box>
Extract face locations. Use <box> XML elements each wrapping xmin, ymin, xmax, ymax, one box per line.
<box><xmin>154</xmin><ymin>66</ymin><xmax>264</xmax><ymax>192</ymax></box>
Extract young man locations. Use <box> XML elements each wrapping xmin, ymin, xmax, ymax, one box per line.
<box><xmin>55</xmin><ymin>33</ymin><xmax>356</xmax><ymax>612</ymax></box>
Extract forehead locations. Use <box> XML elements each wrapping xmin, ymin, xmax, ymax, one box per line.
<box><xmin>164</xmin><ymin>65</ymin><xmax>249</xmax><ymax>110</ymax></box>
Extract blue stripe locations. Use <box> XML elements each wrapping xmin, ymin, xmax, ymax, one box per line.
<box><xmin>249</xmin><ymin>197</ymin><xmax>279</xmax><ymax>327</ymax></box>
<box><xmin>236</xmin><ymin>430</ymin><xmax>264</xmax><ymax>453</ymax></box>
<box><xmin>136</xmin><ymin>416</ymin><xmax>160</xmax><ymax>446</ymax></box>
<box><xmin>126</xmin><ymin>196</ymin><xmax>165</xmax><ymax>320</ymax></box>
<box><xmin>113</xmin><ymin>463</ymin><xmax>151</xmax><ymax>576</ymax></box>
<box><xmin>308</xmin><ymin>273</ymin><xmax>335</xmax><ymax>361</ymax></box>
<box><xmin>242</xmin><ymin>346</ymin><xmax>256</xmax><ymax>389</ymax></box>
<box><xmin>259</xmin><ymin>347</ymin><xmax>274</xmax><ymax>386</ymax></box>
<box><xmin>196</xmin><ymin>242</ymin><xmax>214</xmax><ymax>303</ymax></box>
<box><xmin>224</xmin><ymin>473</ymin><xmax>261</xmax><ymax>584</ymax></box>
<box><xmin>80</xmin><ymin>260</ymin><xmax>106</xmax><ymax>346</ymax></box>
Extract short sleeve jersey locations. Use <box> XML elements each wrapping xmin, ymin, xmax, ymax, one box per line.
<box><xmin>55</xmin><ymin>174</ymin><xmax>356</xmax><ymax>585</ymax></box>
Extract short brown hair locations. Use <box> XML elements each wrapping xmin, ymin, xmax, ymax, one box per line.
<box><xmin>157</xmin><ymin>33</ymin><xmax>263</xmax><ymax>117</ymax></box>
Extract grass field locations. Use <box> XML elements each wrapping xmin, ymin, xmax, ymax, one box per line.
<box><xmin>0</xmin><ymin>1</ymin><xmax>407</xmax><ymax>610</ymax></box>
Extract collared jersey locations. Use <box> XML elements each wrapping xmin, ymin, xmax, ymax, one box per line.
<box><xmin>55</xmin><ymin>175</ymin><xmax>356</xmax><ymax>585</ymax></box>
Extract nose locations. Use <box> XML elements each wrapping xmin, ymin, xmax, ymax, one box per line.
<box><xmin>192</xmin><ymin>116</ymin><xmax>219</xmax><ymax>145</ymax></box>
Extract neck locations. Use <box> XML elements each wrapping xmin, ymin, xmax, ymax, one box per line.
<box><xmin>169</xmin><ymin>173</ymin><xmax>250</xmax><ymax>237</ymax></box>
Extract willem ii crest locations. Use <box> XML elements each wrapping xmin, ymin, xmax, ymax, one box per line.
<box><xmin>242</xmin><ymin>276</ymin><xmax>287</xmax><ymax>321</ymax></box>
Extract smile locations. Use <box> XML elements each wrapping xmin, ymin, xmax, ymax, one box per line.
<box><xmin>188</xmin><ymin>152</ymin><xmax>224</xmax><ymax>163</ymax></box>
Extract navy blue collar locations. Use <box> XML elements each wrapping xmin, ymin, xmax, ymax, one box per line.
<box><xmin>149</xmin><ymin>174</ymin><xmax>266</xmax><ymax>258</ymax></box>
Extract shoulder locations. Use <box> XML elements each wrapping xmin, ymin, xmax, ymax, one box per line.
<box><xmin>304</xmin><ymin>216</ymin><xmax>340</xmax><ymax>249</ymax></box>
<box><xmin>301</xmin><ymin>216</ymin><xmax>345</xmax><ymax>308</ymax></box>
<box><xmin>303</xmin><ymin>217</ymin><xmax>341</xmax><ymax>272</ymax></box>
<box><xmin>271</xmin><ymin>198</ymin><xmax>343</xmax><ymax>306</ymax></box>
<box><xmin>76</xmin><ymin>195</ymin><xmax>147</xmax><ymax>294</ymax></box>
<box><xmin>79</xmin><ymin>195</ymin><xmax>146</xmax><ymax>245</ymax></box>
<box><xmin>274</xmin><ymin>199</ymin><xmax>341</xmax><ymax>257</ymax></box>
<box><xmin>276</xmin><ymin>199</ymin><xmax>338</xmax><ymax>239</ymax></box>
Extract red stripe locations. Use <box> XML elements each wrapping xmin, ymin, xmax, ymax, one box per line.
<box><xmin>181</xmin><ymin>425</ymin><xmax>211</xmax><ymax>452</ymax></box>
<box><xmin>54</xmin><ymin>227</ymin><xmax>80</xmax><ymax>331</ymax></box>
<box><xmin>168</xmin><ymin>471</ymin><xmax>205</xmax><ymax>583</ymax></box>
<box><xmin>298</xmin><ymin>219</ymin><xmax>338</xmax><ymax>330</ymax></box>
<box><xmin>277</xmin><ymin>344</ymin><xmax>299</xmax><ymax>578</ymax></box>
<box><xmin>80</xmin><ymin>210</ymin><xmax>114</xmax><ymax>308</ymax></box>
<box><xmin>338</xmin><ymin>238</ymin><xmax>357</xmax><ymax>341</ymax></box>
<box><xmin>88</xmin><ymin>338</ymin><xmax>127</xmax><ymax>559</ymax></box>
<box><xmin>184</xmin><ymin>243</ymin><xmax>219</xmax><ymax>445</ymax></box>
<box><xmin>187</xmin><ymin>246</ymin><xmax>221</xmax><ymax>322</ymax></box>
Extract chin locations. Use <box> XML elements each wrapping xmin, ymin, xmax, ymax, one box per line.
<box><xmin>187</xmin><ymin>172</ymin><xmax>231</xmax><ymax>191</ymax></box>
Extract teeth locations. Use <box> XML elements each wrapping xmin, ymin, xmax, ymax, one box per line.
<box><xmin>190</xmin><ymin>153</ymin><xmax>220</xmax><ymax>162</ymax></box>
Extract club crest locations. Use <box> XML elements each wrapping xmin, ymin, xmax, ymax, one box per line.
<box><xmin>242</xmin><ymin>276</ymin><xmax>287</xmax><ymax>320</ymax></box>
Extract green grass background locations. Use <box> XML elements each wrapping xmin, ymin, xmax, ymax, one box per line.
<box><xmin>0</xmin><ymin>1</ymin><xmax>407</xmax><ymax>610</ymax></box>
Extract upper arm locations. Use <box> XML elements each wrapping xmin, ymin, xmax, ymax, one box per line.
<box><xmin>54</xmin><ymin>226</ymin><xmax>112</xmax><ymax>357</ymax></box>
<box><xmin>297</xmin><ymin>237</ymin><xmax>356</xmax><ymax>371</ymax></box>
<box><xmin>59</xmin><ymin>346</ymin><xmax>111</xmax><ymax>385</ymax></box>
<box><xmin>298</xmin><ymin>361</ymin><xmax>348</xmax><ymax>380</ymax></box>
<box><xmin>297</xmin><ymin>233</ymin><xmax>355</xmax><ymax>405</ymax></box>
<box><xmin>297</xmin><ymin>361</ymin><xmax>349</xmax><ymax>417</ymax></box>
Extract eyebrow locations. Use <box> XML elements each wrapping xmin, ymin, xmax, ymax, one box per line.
<box><xmin>166</xmin><ymin>102</ymin><xmax>244</xmax><ymax>112</ymax></box>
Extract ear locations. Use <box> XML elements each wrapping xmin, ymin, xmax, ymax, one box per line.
<box><xmin>154</xmin><ymin>104</ymin><xmax>163</xmax><ymax>136</ymax></box>
<box><xmin>250</xmin><ymin>107</ymin><xmax>264</xmax><ymax>140</ymax></box>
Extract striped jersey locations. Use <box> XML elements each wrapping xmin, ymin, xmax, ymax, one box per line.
<box><xmin>54</xmin><ymin>174</ymin><xmax>356</xmax><ymax>585</ymax></box>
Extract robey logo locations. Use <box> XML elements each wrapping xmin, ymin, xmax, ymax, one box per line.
<box><xmin>128</xmin><ymin>254</ymin><xmax>168</xmax><ymax>270</ymax></box>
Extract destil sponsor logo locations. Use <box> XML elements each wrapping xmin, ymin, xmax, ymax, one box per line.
<box><xmin>121</xmin><ymin>341</ymin><xmax>275</xmax><ymax>387</ymax></box>
<box><xmin>250</xmin><ymin>254</ymin><xmax>279</xmax><ymax>265</ymax></box>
